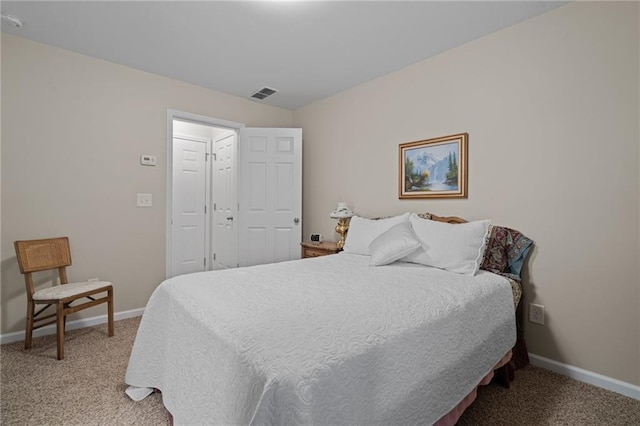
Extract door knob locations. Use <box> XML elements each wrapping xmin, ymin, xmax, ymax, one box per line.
<box><xmin>227</xmin><ymin>216</ymin><xmax>233</xmax><ymax>221</ymax></box>
<box><xmin>293</xmin><ymin>217</ymin><xmax>300</xmax><ymax>224</ymax></box>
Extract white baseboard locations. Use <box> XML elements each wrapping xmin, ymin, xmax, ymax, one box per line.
<box><xmin>529</xmin><ymin>353</ymin><xmax>640</xmax><ymax>400</ymax></box>
<box><xmin>0</xmin><ymin>308</ymin><xmax>145</xmax><ymax>345</ymax></box>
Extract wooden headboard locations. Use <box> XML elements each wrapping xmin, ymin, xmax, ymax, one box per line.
<box><xmin>428</xmin><ymin>213</ymin><xmax>467</xmax><ymax>224</ymax></box>
<box><xmin>369</xmin><ymin>213</ymin><xmax>467</xmax><ymax>224</ymax></box>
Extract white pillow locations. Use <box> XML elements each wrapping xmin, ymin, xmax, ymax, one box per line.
<box><xmin>343</xmin><ymin>213</ymin><xmax>410</xmax><ymax>255</ymax></box>
<box><xmin>369</xmin><ymin>222</ymin><xmax>421</xmax><ymax>266</ymax></box>
<box><xmin>402</xmin><ymin>214</ymin><xmax>491</xmax><ymax>275</ymax></box>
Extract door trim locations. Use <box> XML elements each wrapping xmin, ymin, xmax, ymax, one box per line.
<box><xmin>166</xmin><ymin>109</ymin><xmax>245</xmax><ymax>278</ymax></box>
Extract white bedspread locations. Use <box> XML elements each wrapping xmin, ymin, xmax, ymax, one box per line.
<box><xmin>125</xmin><ymin>253</ymin><xmax>516</xmax><ymax>425</ymax></box>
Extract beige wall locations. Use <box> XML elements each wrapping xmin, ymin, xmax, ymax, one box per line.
<box><xmin>0</xmin><ymin>35</ymin><xmax>293</xmax><ymax>333</ymax></box>
<box><xmin>294</xmin><ymin>2</ymin><xmax>640</xmax><ymax>385</ymax></box>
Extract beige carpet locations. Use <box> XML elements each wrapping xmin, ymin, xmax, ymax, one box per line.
<box><xmin>1</xmin><ymin>317</ymin><xmax>639</xmax><ymax>425</ymax></box>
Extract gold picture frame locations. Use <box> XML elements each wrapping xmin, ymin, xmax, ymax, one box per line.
<box><xmin>399</xmin><ymin>133</ymin><xmax>468</xmax><ymax>199</ymax></box>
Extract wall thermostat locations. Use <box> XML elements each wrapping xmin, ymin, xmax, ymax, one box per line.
<box><xmin>310</xmin><ymin>233</ymin><xmax>323</xmax><ymax>243</ymax></box>
<box><xmin>140</xmin><ymin>155</ymin><xmax>157</xmax><ymax>166</ymax></box>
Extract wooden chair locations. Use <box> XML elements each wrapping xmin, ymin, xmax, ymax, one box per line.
<box><xmin>14</xmin><ymin>237</ymin><xmax>114</xmax><ymax>360</ymax></box>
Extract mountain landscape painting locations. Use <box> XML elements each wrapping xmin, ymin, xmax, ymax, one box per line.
<box><xmin>399</xmin><ymin>133</ymin><xmax>468</xmax><ymax>199</ymax></box>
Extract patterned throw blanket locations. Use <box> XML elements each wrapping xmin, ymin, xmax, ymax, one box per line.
<box><xmin>481</xmin><ymin>225</ymin><xmax>534</xmax><ymax>281</ymax></box>
<box><xmin>481</xmin><ymin>225</ymin><xmax>534</xmax><ymax>371</ymax></box>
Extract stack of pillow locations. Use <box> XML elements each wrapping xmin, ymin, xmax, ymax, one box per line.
<box><xmin>342</xmin><ymin>213</ymin><xmax>532</xmax><ymax>278</ymax></box>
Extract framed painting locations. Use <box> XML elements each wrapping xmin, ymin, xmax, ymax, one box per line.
<box><xmin>399</xmin><ymin>133</ymin><xmax>468</xmax><ymax>199</ymax></box>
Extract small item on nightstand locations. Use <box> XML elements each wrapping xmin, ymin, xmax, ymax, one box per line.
<box><xmin>310</xmin><ymin>233</ymin><xmax>323</xmax><ymax>243</ymax></box>
<box><xmin>301</xmin><ymin>241</ymin><xmax>340</xmax><ymax>258</ymax></box>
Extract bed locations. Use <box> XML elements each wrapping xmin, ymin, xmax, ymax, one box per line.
<box><xmin>125</xmin><ymin>212</ymin><xmax>533</xmax><ymax>425</ymax></box>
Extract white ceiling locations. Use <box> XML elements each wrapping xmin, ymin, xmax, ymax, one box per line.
<box><xmin>1</xmin><ymin>1</ymin><xmax>567</xmax><ymax>110</ymax></box>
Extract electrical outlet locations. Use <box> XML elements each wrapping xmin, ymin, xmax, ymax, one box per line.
<box><xmin>88</xmin><ymin>277</ymin><xmax>99</xmax><ymax>282</ymax></box>
<box><xmin>529</xmin><ymin>303</ymin><xmax>545</xmax><ymax>325</ymax></box>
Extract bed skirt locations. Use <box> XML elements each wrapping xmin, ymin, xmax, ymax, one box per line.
<box><xmin>434</xmin><ymin>350</ymin><xmax>513</xmax><ymax>426</ymax></box>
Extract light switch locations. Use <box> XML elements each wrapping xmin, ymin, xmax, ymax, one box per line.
<box><xmin>137</xmin><ymin>193</ymin><xmax>152</xmax><ymax>207</ymax></box>
<box><xmin>140</xmin><ymin>155</ymin><xmax>157</xmax><ymax>166</ymax></box>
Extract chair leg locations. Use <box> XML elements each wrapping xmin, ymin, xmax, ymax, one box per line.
<box><xmin>107</xmin><ymin>288</ymin><xmax>114</xmax><ymax>337</ymax></box>
<box><xmin>56</xmin><ymin>302</ymin><xmax>65</xmax><ymax>360</ymax></box>
<box><xmin>25</xmin><ymin>300</ymin><xmax>35</xmax><ymax>349</ymax></box>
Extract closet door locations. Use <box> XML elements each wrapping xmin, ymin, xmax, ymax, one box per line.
<box><xmin>212</xmin><ymin>132</ymin><xmax>238</xmax><ymax>269</ymax></box>
<box><xmin>171</xmin><ymin>136</ymin><xmax>210</xmax><ymax>276</ymax></box>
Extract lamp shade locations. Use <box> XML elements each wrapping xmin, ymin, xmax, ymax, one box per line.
<box><xmin>330</xmin><ymin>202</ymin><xmax>354</xmax><ymax>219</ymax></box>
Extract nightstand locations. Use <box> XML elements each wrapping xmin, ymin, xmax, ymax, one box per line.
<box><xmin>300</xmin><ymin>241</ymin><xmax>340</xmax><ymax>258</ymax></box>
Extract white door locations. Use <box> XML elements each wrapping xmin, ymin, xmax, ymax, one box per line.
<box><xmin>212</xmin><ymin>132</ymin><xmax>238</xmax><ymax>269</ymax></box>
<box><xmin>238</xmin><ymin>128</ymin><xmax>302</xmax><ymax>267</ymax></box>
<box><xmin>171</xmin><ymin>136</ymin><xmax>210</xmax><ymax>276</ymax></box>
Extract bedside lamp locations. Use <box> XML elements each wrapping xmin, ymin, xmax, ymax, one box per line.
<box><xmin>330</xmin><ymin>202</ymin><xmax>354</xmax><ymax>250</ymax></box>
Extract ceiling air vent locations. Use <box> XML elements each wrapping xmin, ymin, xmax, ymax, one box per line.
<box><xmin>250</xmin><ymin>87</ymin><xmax>278</xmax><ymax>100</ymax></box>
